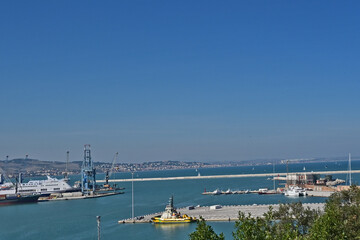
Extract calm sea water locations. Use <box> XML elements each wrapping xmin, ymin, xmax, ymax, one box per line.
<box><xmin>0</xmin><ymin>161</ymin><xmax>359</xmax><ymax>240</ymax></box>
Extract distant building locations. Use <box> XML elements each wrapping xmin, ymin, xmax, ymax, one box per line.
<box><xmin>286</xmin><ymin>173</ymin><xmax>319</xmax><ymax>185</ymax></box>
<box><xmin>286</xmin><ymin>173</ymin><xmax>345</xmax><ymax>188</ymax></box>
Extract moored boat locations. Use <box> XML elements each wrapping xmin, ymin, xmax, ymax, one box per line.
<box><xmin>284</xmin><ymin>186</ymin><xmax>307</xmax><ymax>197</ymax></box>
<box><xmin>151</xmin><ymin>196</ymin><xmax>196</xmax><ymax>224</ymax></box>
<box><xmin>0</xmin><ymin>175</ymin><xmax>75</xmax><ymax>195</ymax></box>
<box><xmin>224</xmin><ymin>189</ymin><xmax>232</xmax><ymax>194</ymax></box>
<box><xmin>257</xmin><ymin>188</ymin><xmax>269</xmax><ymax>194</ymax></box>
<box><xmin>212</xmin><ymin>189</ymin><xmax>221</xmax><ymax>195</ymax></box>
<box><xmin>0</xmin><ymin>193</ymin><xmax>41</xmax><ymax>205</ymax></box>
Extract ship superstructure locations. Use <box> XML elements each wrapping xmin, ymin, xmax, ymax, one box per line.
<box><xmin>151</xmin><ymin>196</ymin><xmax>196</xmax><ymax>223</ymax></box>
<box><xmin>0</xmin><ymin>175</ymin><xmax>73</xmax><ymax>195</ymax></box>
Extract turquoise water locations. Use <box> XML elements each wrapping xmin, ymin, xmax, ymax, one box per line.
<box><xmin>0</xmin><ymin>161</ymin><xmax>359</xmax><ymax>239</ymax></box>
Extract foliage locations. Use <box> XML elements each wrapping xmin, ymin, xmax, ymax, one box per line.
<box><xmin>190</xmin><ymin>186</ymin><xmax>360</xmax><ymax>239</ymax></box>
<box><xmin>232</xmin><ymin>211</ymin><xmax>271</xmax><ymax>240</ymax></box>
<box><xmin>272</xmin><ymin>202</ymin><xmax>320</xmax><ymax>237</ymax></box>
<box><xmin>233</xmin><ymin>203</ymin><xmax>320</xmax><ymax>240</ymax></box>
<box><xmin>309</xmin><ymin>185</ymin><xmax>360</xmax><ymax>240</ymax></box>
<box><xmin>189</xmin><ymin>217</ymin><xmax>225</xmax><ymax>240</ymax></box>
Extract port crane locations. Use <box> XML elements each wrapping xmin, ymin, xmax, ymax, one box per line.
<box><xmin>81</xmin><ymin>144</ymin><xmax>96</xmax><ymax>194</ymax></box>
<box><xmin>105</xmin><ymin>152</ymin><xmax>118</xmax><ymax>187</ymax></box>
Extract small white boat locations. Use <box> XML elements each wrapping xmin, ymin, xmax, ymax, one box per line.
<box><xmin>258</xmin><ymin>188</ymin><xmax>268</xmax><ymax>194</ymax></box>
<box><xmin>224</xmin><ymin>189</ymin><xmax>232</xmax><ymax>194</ymax></box>
<box><xmin>212</xmin><ymin>189</ymin><xmax>221</xmax><ymax>195</ymax></box>
<box><xmin>284</xmin><ymin>186</ymin><xmax>307</xmax><ymax>197</ymax></box>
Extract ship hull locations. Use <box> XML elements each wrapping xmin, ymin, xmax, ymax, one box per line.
<box><xmin>0</xmin><ymin>194</ymin><xmax>40</xmax><ymax>206</ymax></box>
<box><xmin>152</xmin><ymin>217</ymin><xmax>195</xmax><ymax>224</ymax></box>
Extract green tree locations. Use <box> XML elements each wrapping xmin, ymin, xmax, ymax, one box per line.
<box><xmin>309</xmin><ymin>185</ymin><xmax>360</xmax><ymax>240</ymax></box>
<box><xmin>189</xmin><ymin>217</ymin><xmax>225</xmax><ymax>240</ymax></box>
<box><xmin>233</xmin><ymin>203</ymin><xmax>320</xmax><ymax>240</ymax></box>
<box><xmin>232</xmin><ymin>211</ymin><xmax>272</xmax><ymax>240</ymax></box>
<box><xmin>271</xmin><ymin>202</ymin><xmax>319</xmax><ymax>238</ymax></box>
<box><xmin>190</xmin><ymin>186</ymin><xmax>360</xmax><ymax>239</ymax></box>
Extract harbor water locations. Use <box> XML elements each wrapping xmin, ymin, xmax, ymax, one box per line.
<box><xmin>0</xmin><ymin>161</ymin><xmax>359</xmax><ymax>240</ymax></box>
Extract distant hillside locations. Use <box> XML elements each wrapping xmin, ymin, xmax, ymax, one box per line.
<box><xmin>0</xmin><ymin>158</ymin><xmax>81</xmax><ymax>177</ymax></box>
<box><xmin>0</xmin><ymin>158</ymin><xmax>216</xmax><ymax>177</ymax></box>
<box><xmin>0</xmin><ymin>156</ymin><xmax>357</xmax><ymax>178</ymax></box>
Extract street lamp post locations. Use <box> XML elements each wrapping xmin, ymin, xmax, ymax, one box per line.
<box><xmin>131</xmin><ymin>171</ymin><xmax>134</xmax><ymax>223</ymax></box>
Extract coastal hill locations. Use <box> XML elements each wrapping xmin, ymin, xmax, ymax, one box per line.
<box><xmin>0</xmin><ymin>158</ymin><xmax>216</xmax><ymax>177</ymax></box>
<box><xmin>0</xmin><ymin>159</ymin><xmax>81</xmax><ymax>177</ymax></box>
<box><xmin>0</xmin><ymin>156</ymin><xmax>354</xmax><ymax>177</ymax></box>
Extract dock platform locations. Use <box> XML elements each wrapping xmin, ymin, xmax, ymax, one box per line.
<box><xmin>39</xmin><ymin>191</ymin><xmax>124</xmax><ymax>201</ymax></box>
<box><xmin>118</xmin><ymin>203</ymin><xmax>324</xmax><ymax>224</ymax></box>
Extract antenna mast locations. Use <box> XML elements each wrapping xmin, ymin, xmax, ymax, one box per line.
<box><xmin>349</xmin><ymin>153</ymin><xmax>352</xmax><ymax>186</ymax></box>
<box><xmin>132</xmin><ymin>171</ymin><xmax>134</xmax><ymax>223</ymax></box>
<box><xmin>273</xmin><ymin>161</ymin><xmax>275</xmax><ymax>191</ymax></box>
<box><xmin>64</xmin><ymin>151</ymin><xmax>69</xmax><ymax>181</ymax></box>
<box><xmin>66</xmin><ymin>151</ymin><xmax>69</xmax><ymax>174</ymax></box>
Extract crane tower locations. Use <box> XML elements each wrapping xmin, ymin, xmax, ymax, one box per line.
<box><xmin>81</xmin><ymin>144</ymin><xmax>96</xmax><ymax>194</ymax></box>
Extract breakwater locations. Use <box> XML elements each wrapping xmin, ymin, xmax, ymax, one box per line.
<box><xmin>97</xmin><ymin>170</ymin><xmax>360</xmax><ymax>183</ymax></box>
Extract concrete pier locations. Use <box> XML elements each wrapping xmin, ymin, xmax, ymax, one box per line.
<box><xmin>99</xmin><ymin>170</ymin><xmax>360</xmax><ymax>183</ymax></box>
<box><xmin>39</xmin><ymin>191</ymin><xmax>124</xmax><ymax>201</ymax></box>
<box><xmin>306</xmin><ymin>191</ymin><xmax>333</xmax><ymax>197</ymax></box>
<box><xmin>118</xmin><ymin>203</ymin><xmax>325</xmax><ymax>224</ymax></box>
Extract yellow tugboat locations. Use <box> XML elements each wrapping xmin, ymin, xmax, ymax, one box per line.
<box><xmin>151</xmin><ymin>196</ymin><xmax>196</xmax><ymax>224</ymax></box>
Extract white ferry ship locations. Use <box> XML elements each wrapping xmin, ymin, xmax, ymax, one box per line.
<box><xmin>0</xmin><ymin>176</ymin><xmax>74</xmax><ymax>195</ymax></box>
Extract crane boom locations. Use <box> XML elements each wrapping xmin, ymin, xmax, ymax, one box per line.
<box><xmin>109</xmin><ymin>152</ymin><xmax>119</xmax><ymax>179</ymax></box>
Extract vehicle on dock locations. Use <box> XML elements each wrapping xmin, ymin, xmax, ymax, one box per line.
<box><xmin>151</xmin><ymin>196</ymin><xmax>196</xmax><ymax>224</ymax></box>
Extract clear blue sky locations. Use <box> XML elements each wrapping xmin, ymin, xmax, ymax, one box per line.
<box><xmin>0</xmin><ymin>1</ymin><xmax>359</xmax><ymax>163</ymax></box>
